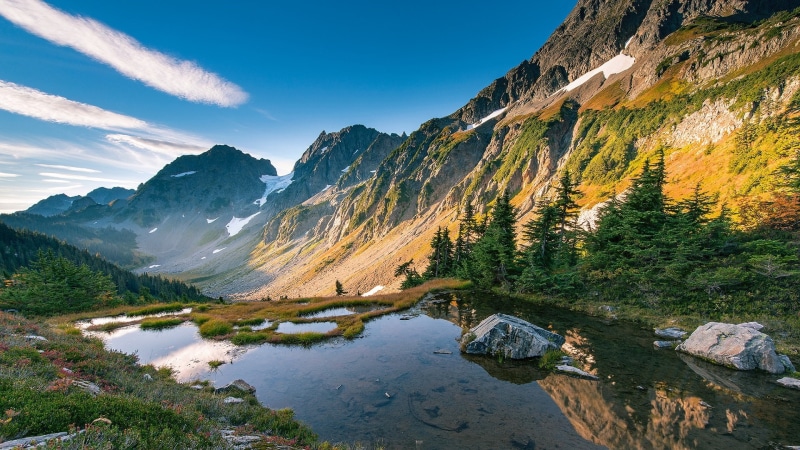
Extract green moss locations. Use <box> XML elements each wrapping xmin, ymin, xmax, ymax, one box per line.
<box><xmin>126</xmin><ymin>303</ymin><xmax>185</xmax><ymax>317</ymax></box>
<box><xmin>140</xmin><ymin>317</ymin><xmax>184</xmax><ymax>330</ymax></box>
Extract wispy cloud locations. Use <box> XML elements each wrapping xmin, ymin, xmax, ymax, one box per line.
<box><xmin>39</xmin><ymin>172</ymin><xmax>120</xmax><ymax>183</ymax></box>
<box><xmin>0</xmin><ymin>0</ymin><xmax>248</xmax><ymax>107</ymax></box>
<box><xmin>106</xmin><ymin>134</ymin><xmax>206</xmax><ymax>157</ymax></box>
<box><xmin>0</xmin><ymin>80</ymin><xmax>147</xmax><ymax>129</ymax></box>
<box><xmin>36</xmin><ymin>163</ymin><xmax>100</xmax><ymax>173</ymax></box>
<box><xmin>42</xmin><ymin>179</ymin><xmax>71</xmax><ymax>183</ymax></box>
<box><xmin>0</xmin><ymin>172</ymin><xmax>21</xmax><ymax>178</ymax></box>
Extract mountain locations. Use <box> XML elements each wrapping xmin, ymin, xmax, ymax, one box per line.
<box><xmin>25</xmin><ymin>188</ymin><xmax>134</xmax><ymax>217</ymax></box>
<box><xmin>234</xmin><ymin>0</ymin><xmax>800</xmax><ymax>299</ymax></box>
<box><xmin>7</xmin><ymin>0</ymin><xmax>800</xmax><ymax>299</ymax></box>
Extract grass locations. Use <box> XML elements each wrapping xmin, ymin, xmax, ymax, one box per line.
<box><xmin>126</xmin><ymin>303</ymin><xmax>187</xmax><ymax>317</ymax></box>
<box><xmin>198</xmin><ymin>319</ymin><xmax>233</xmax><ymax>338</ymax></box>
<box><xmin>538</xmin><ymin>348</ymin><xmax>568</xmax><ymax>370</ymax></box>
<box><xmin>169</xmin><ymin>279</ymin><xmax>472</xmax><ymax>346</ymax></box>
<box><xmin>140</xmin><ymin>317</ymin><xmax>185</xmax><ymax>330</ymax></box>
<box><xmin>0</xmin><ymin>311</ymin><xmax>317</xmax><ymax>448</ymax></box>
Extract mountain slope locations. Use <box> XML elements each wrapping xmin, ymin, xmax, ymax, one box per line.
<box><xmin>233</xmin><ymin>1</ymin><xmax>800</xmax><ymax>299</ymax></box>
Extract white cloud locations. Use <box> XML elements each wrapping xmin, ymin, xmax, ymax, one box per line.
<box><xmin>0</xmin><ymin>0</ymin><xmax>248</xmax><ymax>107</ymax></box>
<box><xmin>0</xmin><ymin>80</ymin><xmax>147</xmax><ymax>129</ymax></box>
<box><xmin>39</xmin><ymin>172</ymin><xmax>120</xmax><ymax>183</ymax></box>
<box><xmin>36</xmin><ymin>163</ymin><xmax>100</xmax><ymax>173</ymax></box>
<box><xmin>106</xmin><ymin>134</ymin><xmax>206</xmax><ymax>157</ymax></box>
<box><xmin>0</xmin><ymin>172</ymin><xmax>20</xmax><ymax>178</ymax></box>
<box><xmin>42</xmin><ymin>179</ymin><xmax>71</xmax><ymax>183</ymax></box>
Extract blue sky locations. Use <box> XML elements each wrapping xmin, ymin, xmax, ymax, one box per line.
<box><xmin>0</xmin><ymin>0</ymin><xmax>575</xmax><ymax>213</ymax></box>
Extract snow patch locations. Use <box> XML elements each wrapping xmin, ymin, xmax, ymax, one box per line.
<box><xmin>466</xmin><ymin>107</ymin><xmax>507</xmax><ymax>130</ymax></box>
<box><xmin>255</xmin><ymin>172</ymin><xmax>294</xmax><ymax>206</ymax></box>
<box><xmin>562</xmin><ymin>53</ymin><xmax>636</xmax><ymax>92</ymax></box>
<box><xmin>149</xmin><ymin>228</ymin><xmax>158</xmax><ymax>234</ymax></box>
<box><xmin>212</xmin><ymin>248</ymin><xmax>226</xmax><ymax>254</ymax></box>
<box><xmin>321</xmin><ymin>184</ymin><xmax>332</xmax><ymax>193</ymax></box>
<box><xmin>201</xmin><ymin>256</ymin><xmax>206</xmax><ymax>260</ymax></box>
<box><xmin>148</xmin><ymin>264</ymin><xmax>161</xmax><ymax>269</ymax></box>
<box><xmin>362</xmin><ymin>285</ymin><xmax>385</xmax><ymax>297</ymax></box>
<box><xmin>171</xmin><ymin>171</ymin><xmax>197</xmax><ymax>178</ymax></box>
<box><xmin>370</xmin><ymin>170</ymin><xmax>377</xmax><ymax>173</ymax></box>
<box><xmin>207</xmin><ymin>217</ymin><xmax>219</xmax><ymax>224</ymax></box>
<box><xmin>341</xmin><ymin>166</ymin><xmax>350</xmax><ymax>173</ymax></box>
<box><xmin>320</xmin><ymin>146</ymin><xmax>328</xmax><ymax>154</ymax></box>
<box><xmin>225</xmin><ymin>212</ymin><xmax>261</xmax><ymax>237</ymax></box>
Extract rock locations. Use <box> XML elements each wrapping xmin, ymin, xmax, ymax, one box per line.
<box><xmin>776</xmin><ymin>377</ymin><xmax>800</xmax><ymax>391</ymax></box>
<box><xmin>676</xmin><ymin>322</ymin><xmax>786</xmax><ymax>374</ymax></box>
<box><xmin>190</xmin><ymin>384</ymin><xmax>204</xmax><ymax>390</ymax></box>
<box><xmin>215</xmin><ymin>379</ymin><xmax>256</xmax><ymax>395</ymax></box>
<box><xmin>433</xmin><ymin>349</ymin><xmax>452</xmax><ymax>355</ymax></box>
<box><xmin>223</xmin><ymin>396</ymin><xmax>244</xmax><ymax>404</ymax></box>
<box><xmin>779</xmin><ymin>354</ymin><xmax>796</xmax><ymax>373</ymax></box>
<box><xmin>24</xmin><ymin>334</ymin><xmax>48</xmax><ymax>341</ymax></box>
<box><xmin>555</xmin><ymin>364</ymin><xmax>599</xmax><ymax>380</ymax></box>
<box><xmin>0</xmin><ymin>432</ymin><xmax>69</xmax><ymax>449</ymax></box>
<box><xmin>142</xmin><ymin>373</ymin><xmax>153</xmax><ymax>381</ymax></box>
<box><xmin>654</xmin><ymin>327</ymin><xmax>687</xmax><ymax>339</ymax></box>
<box><xmin>72</xmin><ymin>380</ymin><xmax>101</xmax><ymax>396</ymax></box>
<box><xmin>654</xmin><ymin>340</ymin><xmax>680</xmax><ymax>349</ymax></box>
<box><xmin>460</xmin><ymin>313</ymin><xmax>564</xmax><ymax>359</ymax></box>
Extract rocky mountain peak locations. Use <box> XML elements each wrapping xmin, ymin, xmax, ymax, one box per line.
<box><xmin>454</xmin><ymin>0</ymin><xmax>800</xmax><ymax>124</ymax></box>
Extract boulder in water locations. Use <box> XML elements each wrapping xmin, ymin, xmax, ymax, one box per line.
<box><xmin>460</xmin><ymin>313</ymin><xmax>564</xmax><ymax>359</ymax></box>
<box><xmin>676</xmin><ymin>322</ymin><xmax>791</xmax><ymax>374</ymax></box>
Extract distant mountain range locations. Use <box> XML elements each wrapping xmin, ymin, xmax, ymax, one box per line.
<box><xmin>4</xmin><ymin>0</ymin><xmax>800</xmax><ymax>298</ymax></box>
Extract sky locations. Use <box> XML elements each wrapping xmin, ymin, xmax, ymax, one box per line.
<box><xmin>0</xmin><ymin>0</ymin><xmax>576</xmax><ymax>213</ymax></box>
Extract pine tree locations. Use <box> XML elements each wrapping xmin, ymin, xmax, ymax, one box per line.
<box><xmin>469</xmin><ymin>191</ymin><xmax>518</xmax><ymax>290</ymax></box>
<box><xmin>335</xmin><ymin>280</ymin><xmax>347</xmax><ymax>296</ymax></box>
<box><xmin>424</xmin><ymin>227</ymin><xmax>454</xmax><ymax>278</ymax></box>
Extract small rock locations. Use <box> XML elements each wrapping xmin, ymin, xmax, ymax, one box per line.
<box><xmin>215</xmin><ymin>379</ymin><xmax>256</xmax><ymax>395</ymax></box>
<box><xmin>779</xmin><ymin>354</ymin><xmax>796</xmax><ymax>373</ymax></box>
<box><xmin>699</xmin><ymin>401</ymin><xmax>713</xmax><ymax>408</ymax></box>
<box><xmin>654</xmin><ymin>340</ymin><xmax>680</xmax><ymax>349</ymax></box>
<box><xmin>190</xmin><ymin>384</ymin><xmax>204</xmax><ymax>390</ymax></box>
<box><xmin>24</xmin><ymin>335</ymin><xmax>48</xmax><ymax>341</ymax></box>
<box><xmin>142</xmin><ymin>373</ymin><xmax>153</xmax><ymax>381</ymax></box>
<box><xmin>600</xmin><ymin>305</ymin><xmax>616</xmax><ymax>312</ymax></box>
<box><xmin>72</xmin><ymin>380</ymin><xmax>101</xmax><ymax>396</ymax></box>
<box><xmin>776</xmin><ymin>377</ymin><xmax>800</xmax><ymax>391</ymax></box>
<box><xmin>635</xmin><ymin>385</ymin><xmax>646</xmax><ymax>391</ymax></box>
<box><xmin>385</xmin><ymin>392</ymin><xmax>392</xmax><ymax>398</ymax></box>
<box><xmin>654</xmin><ymin>327</ymin><xmax>687</xmax><ymax>339</ymax></box>
<box><xmin>433</xmin><ymin>349</ymin><xmax>452</xmax><ymax>355</ymax></box>
<box><xmin>555</xmin><ymin>364</ymin><xmax>599</xmax><ymax>380</ymax></box>
<box><xmin>223</xmin><ymin>396</ymin><xmax>244</xmax><ymax>404</ymax></box>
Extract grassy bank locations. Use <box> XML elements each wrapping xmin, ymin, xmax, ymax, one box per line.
<box><xmin>509</xmin><ymin>291</ymin><xmax>800</xmax><ymax>358</ymax></box>
<box><xmin>0</xmin><ymin>311</ymin><xmax>316</xmax><ymax>448</ymax></box>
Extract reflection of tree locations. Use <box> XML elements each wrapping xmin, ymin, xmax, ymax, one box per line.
<box><xmin>434</xmin><ymin>292</ymin><xmax>796</xmax><ymax>448</ymax></box>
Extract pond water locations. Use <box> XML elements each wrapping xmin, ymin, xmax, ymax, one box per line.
<box><xmin>275</xmin><ymin>321</ymin><xmax>338</xmax><ymax>334</ymax></box>
<box><xmin>89</xmin><ymin>293</ymin><xmax>800</xmax><ymax>449</ymax></box>
<box><xmin>302</xmin><ymin>305</ymin><xmax>388</xmax><ymax>319</ymax></box>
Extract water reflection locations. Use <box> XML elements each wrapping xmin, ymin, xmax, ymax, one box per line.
<box><xmin>275</xmin><ymin>321</ymin><xmax>337</xmax><ymax>334</ymax></box>
<box><xmin>86</xmin><ymin>293</ymin><xmax>800</xmax><ymax>449</ymax></box>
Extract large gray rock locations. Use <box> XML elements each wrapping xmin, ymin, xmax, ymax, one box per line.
<box><xmin>215</xmin><ymin>379</ymin><xmax>256</xmax><ymax>395</ymax></box>
<box><xmin>460</xmin><ymin>314</ymin><xmax>564</xmax><ymax>359</ymax></box>
<box><xmin>676</xmin><ymin>322</ymin><xmax>788</xmax><ymax>374</ymax></box>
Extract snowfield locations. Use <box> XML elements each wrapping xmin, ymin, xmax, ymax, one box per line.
<box><xmin>362</xmin><ymin>285</ymin><xmax>385</xmax><ymax>297</ymax></box>
<box><xmin>171</xmin><ymin>171</ymin><xmax>197</xmax><ymax>178</ymax></box>
<box><xmin>225</xmin><ymin>212</ymin><xmax>261</xmax><ymax>237</ymax></box>
<box><xmin>466</xmin><ymin>107</ymin><xmax>508</xmax><ymax>130</ymax></box>
<box><xmin>562</xmin><ymin>53</ymin><xmax>635</xmax><ymax>92</ymax></box>
<box><xmin>255</xmin><ymin>172</ymin><xmax>294</xmax><ymax>206</ymax></box>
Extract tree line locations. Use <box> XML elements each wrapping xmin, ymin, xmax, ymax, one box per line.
<box><xmin>0</xmin><ymin>222</ymin><xmax>209</xmax><ymax>315</ymax></box>
<box><xmin>398</xmin><ymin>149</ymin><xmax>800</xmax><ymax>317</ymax></box>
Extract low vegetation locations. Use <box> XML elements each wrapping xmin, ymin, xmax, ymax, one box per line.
<box><xmin>0</xmin><ymin>312</ymin><xmax>316</xmax><ymax>448</ymax></box>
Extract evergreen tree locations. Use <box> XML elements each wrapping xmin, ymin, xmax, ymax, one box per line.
<box><xmin>394</xmin><ymin>259</ymin><xmax>424</xmax><ymax>289</ymax></box>
<box><xmin>0</xmin><ymin>249</ymin><xmax>117</xmax><ymax>315</ymax></box>
<box><xmin>335</xmin><ymin>280</ymin><xmax>347</xmax><ymax>296</ymax></box>
<box><xmin>469</xmin><ymin>191</ymin><xmax>518</xmax><ymax>290</ymax></box>
<box><xmin>424</xmin><ymin>227</ymin><xmax>454</xmax><ymax>278</ymax></box>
